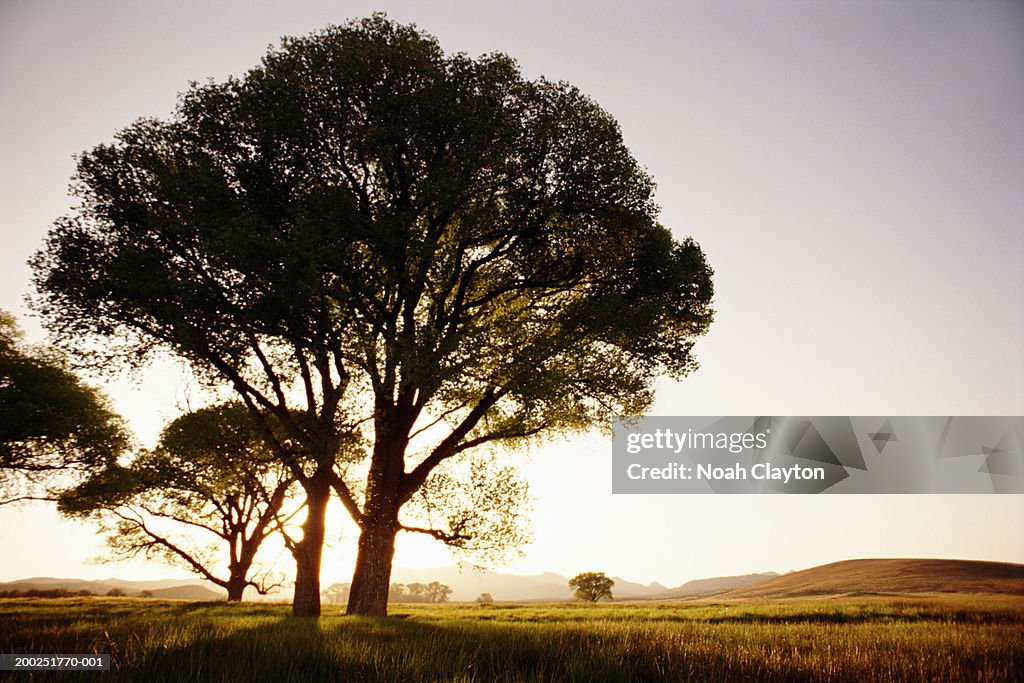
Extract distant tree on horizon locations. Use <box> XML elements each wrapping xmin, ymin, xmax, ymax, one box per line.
<box><xmin>569</xmin><ymin>572</ymin><xmax>614</xmax><ymax>603</ymax></box>
<box><xmin>476</xmin><ymin>592</ymin><xmax>494</xmax><ymax>605</ymax></box>
<box><xmin>322</xmin><ymin>582</ymin><xmax>351</xmax><ymax>605</ymax></box>
<box><xmin>386</xmin><ymin>581</ymin><xmax>452</xmax><ymax>603</ymax></box>
<box><xmin>425</xmin><ymin>581</ymin><xmax>453</xmax><ymax>604</ymax></box>
<box><xmin>388</xmin><ymin>583</ymin><xmax>409</xmax><ymax>601</ymax></box>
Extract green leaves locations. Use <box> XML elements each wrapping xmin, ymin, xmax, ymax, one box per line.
<box><xmin>408</xmin><ymin>453</ymin><xmax>532</xmax><ymax>567</ymax></box>
<box><xmin>61</xmin><ymin>401</ymin><xmax>291</xmax><ymax>518</ymax></box>
<box><xmin>0</xmin><ymin>312</ymin><xmax>128</xmax><ymax>500</ymax></box>
<box><xmin>569</xmin><ymin>572</ymin><xmax>615</xmax><ymax>603</ymax></box>
<box><xmin>58</xmin><ymin>402</ymin><xmax>298</xmax><ymax>597</ymax></box>
<box><xmin>30</xmin><ymin>15</ymin><xmax>715</xmax><ymax>607</ymax></box>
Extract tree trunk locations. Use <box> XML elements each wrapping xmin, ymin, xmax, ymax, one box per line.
<box><xmin>226</xmin><ymin>574</ymin><xmax>247</xmax><ymax>602</ymax></box>
<box><xmin>292</xmin><ymin>481</ymin><xmax>330</xmax><ymax>617</ymax></box>
<box><xmin>346</xmin><ymin>513</ymin><xmax>399</xmax><ymax>617</ymax></box>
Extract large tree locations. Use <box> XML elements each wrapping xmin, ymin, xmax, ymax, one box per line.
<box><xmin>569</xmin><ymin>572</ymin><xmax>614</xmax><ymax>603</ymax></box>
<box><xmin>59</xmin><ymin>402</ymin><xmax>298</xmax><ymax>601</ymax></box>
<box><xmin>0</xmin><ymin>311</ymin><xmax>128</xmax><ymax>504</ymax></box>
<box><xmin>31</xmin><ymin>15</ymin><xmax>714</xmax><ymax>617</ymax></box>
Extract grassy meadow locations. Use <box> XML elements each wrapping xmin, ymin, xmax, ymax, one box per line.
<box><xmin>2</xmin><ymin>595</ymin><xmax>1022</xmax><ymax>681</ymax></box>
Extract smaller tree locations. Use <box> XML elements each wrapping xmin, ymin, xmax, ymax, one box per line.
<box><xmin>476</xmin><ymin>592</ymin><xmax>494</xmax><ymax>605</ymax></box>
<box><xmin>388</xmin><ymin>583</ymin><xmax>408</xmax><ymax>602</ymax></box>
<box><xmin>425</xmin><ymin>581</ymin><xmax>453</xmax><ymax>604</ymax></box>
<box><xmin>569</xmin><ymin>572</ymin><xmax>614</xmax><ymax>603</ymax></box>
<box><xmin>0</xmin><ymin>311</ymin><xmax>128</xmax><ymax>504</ymax></box>
<box><xmin>60</xmin><ymin>402</ymin><xmax>299</xmax><ymax>601</ymax></box>
<box><xmin>406</xmin><ymin>582</ymin><xmax>427</xmax><ymax>602</ymax></box>
<box><xmin>322</xmin><ymin>583</ymin><xmax>351</xmax><ymax>605</ymax></box>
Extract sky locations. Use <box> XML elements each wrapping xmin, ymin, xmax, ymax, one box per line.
<box><xmin>1</xmin><ymin>0</ymin><xmax>1022</xmax><ymax>589</ymax></box>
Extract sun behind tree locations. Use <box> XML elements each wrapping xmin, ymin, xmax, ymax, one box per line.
<box><xmin>31</xmin><ymin>13</ymin><xmax>714</xmax><ymax>618</ymax></box>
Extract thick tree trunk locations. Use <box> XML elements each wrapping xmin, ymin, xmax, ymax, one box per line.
<box><xmin>292</xmin><ymin>482</ymin><xmax>330</xmax><ymax>617</ymax></box>
<box><xmin>345</xmin><ymin>416</ymin><xmax>409</xmax><ymax>617</ymax></box>
<box><xmin>226</xmin><ymin>574</ymin><xmax>247</xmax><ymax>602</ymax></box>
<box><xmin>345</xmin><ymin>513</ymin><xmax>399</xmax><ymax>617</ymax></box>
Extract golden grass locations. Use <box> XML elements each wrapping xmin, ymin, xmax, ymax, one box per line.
<box><xmin>1</xmin><ymin>594</ymin><xmax>1022</xmax><ymax>681</ymax></box>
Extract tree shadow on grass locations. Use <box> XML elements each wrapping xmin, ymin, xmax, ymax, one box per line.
<box><xmin>107</xmin><ymin>612</ymin><xmax>844</xmax><ymax>683</ymax></box>
<box><xmin>9</xmin><ymin>599</ymin><xmax>1023</xmax><ymax>682</ymax></box>
<box><xmin>117</xmin><ymin>616</ymin><xmax>339</xmax><ymax>682</ymax></box>
<box><xmin>107</xmin><ymin>616</ymin><xmax>452</xmax><ymax>682</ymax></box>
<box><xmin>105</xmin><ymin>615</ymin><xmax>654</xmax><ymax>683</ymax></box>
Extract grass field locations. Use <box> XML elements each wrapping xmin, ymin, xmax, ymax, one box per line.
<box><xmin>2</xmin><ymin>595</ymin><xmax>1022</xmax><ymax>681</ymax></box>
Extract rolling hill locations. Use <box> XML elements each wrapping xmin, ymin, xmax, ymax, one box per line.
<box><xmin>719</xmin><ymin>559</ymin><xmax>1024</xmax><ymax>598</ymax></box>
<box><xmin>650</xmin><ymin>572</ymin><xmax>781</xmax><ymax>599</ymax></box>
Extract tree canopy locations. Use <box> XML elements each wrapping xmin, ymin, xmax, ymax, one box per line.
<box><xmin>31</xmin><ymin>14</ymin><xmax>713</xmax><ymax>617</ymax></box>
<box><xmin>569</xmin><ymin>572</ymin><xmax>614</xmax><ymax>603</ymax></box>
<box><xmin>0</xmin><ymin>311</ymin><xmax>128</xmax><ymax>504</ymax></box>
<box><xmin>388</xmin><ymin>581</ymin><xmax>452</xmax><ymax>603</ymax></box>
<box><xmin>59</xmin><ymin>402</ymin><xmax>298</xmax><ymax>601</ymax></box>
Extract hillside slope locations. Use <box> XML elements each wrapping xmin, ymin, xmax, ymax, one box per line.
<box><xmin>653</xmin><ymin>572</ymin><xmax>780</xmax><ymax>599</ymax></box>
<box><xmin>721</xmin><ymin>559</ymin><xmax>1024</xmax><ymax>598</ymax></box>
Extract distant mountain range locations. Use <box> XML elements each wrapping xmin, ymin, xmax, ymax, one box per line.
<box><xmin>390</xmin><ymin>566</ymin><xmax>777</xmax><ymax>602</ymax></box>
<box><xmin>4</xmin><ymin>558</ymin><xmax>1021</xmax><ymax>603</ymax></box>
<box><xmin>0</xmin><ymin>569</ymin><xmax>774</xmax><ymax>603</ymax></box>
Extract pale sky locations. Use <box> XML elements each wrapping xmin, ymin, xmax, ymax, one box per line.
<box><xmin>1</xmin><ymin>0</ymin><xmax>1022</xmax><ymax>588</ymax></box>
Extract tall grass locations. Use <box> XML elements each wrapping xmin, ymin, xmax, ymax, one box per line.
<box><xmin>2</xmin><ymin>595</ymin><xmax>1022</xmax><ymax>681</ymax></box>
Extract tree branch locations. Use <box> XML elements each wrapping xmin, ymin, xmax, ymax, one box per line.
<box><xmin>294</xmin><ymin>345</ymin><xmax>318</xmax><ymax>416</ymax></box>
<box><xmin>0</xmin><ymin>494</ymin><xmax>56</xmax><ymax>506</ymax></box>
<box><xmin>110</xmin><ymin>508</ymin><xmax>228</xmax><ymax>590</ymax></box>
<box><xmin>328</xmin><ymin>468</ymin><xmax>363</xmax><ymax>526</ymax></box>
<box><xmin>133</xmin><ymin>501</ymin><xmax>227</xmax><ymax>539</ymax></box>
<box><xmin>399</xmin><ymin>386</ymin><xmax>505</xmax><ymax>502</ymax></box>
<box><xmin>399</xmin><ymin>523</ymin><xmax>471</xmax><ymax>545</ymax></box>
